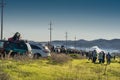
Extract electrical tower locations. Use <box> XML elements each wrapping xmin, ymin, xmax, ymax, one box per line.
<box><xmin>0</xmin><ymin>0</ymin><xmax>5</xmax><ymax>40</ymax></box>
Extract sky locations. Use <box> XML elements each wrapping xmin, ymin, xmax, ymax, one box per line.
<box><xmin>2</xmin><ymin>0</ymin><xmax>120</xmax><ymax>41</ymax></box>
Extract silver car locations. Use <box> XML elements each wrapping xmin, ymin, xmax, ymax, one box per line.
<box><xmin>30</xmin><ymin>43</ymin><xmax>51</xmax><ymax>58</ymax></box>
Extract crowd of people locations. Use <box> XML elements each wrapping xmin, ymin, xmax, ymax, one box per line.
<box><xmin>46</xmin><ymin>43</ymin><xmax>115</xmax><ymax>65</ymax></box>
<box><xmin>87</xmin><ymin>50</ymin><xmax>112</xmax><ymax>64</ymax></box>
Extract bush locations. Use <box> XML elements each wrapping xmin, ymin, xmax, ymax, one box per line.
<box><xmin>69</xmin><ymin>54</ymin><xmax>86</xmax><ymax>59</ymax></box>
<box><xmin>13</xmin><ymin>53</ymin><xmax>31</xmax><ymax>61</ymax></box>
<box><xmin>49</xmin><ymin>53</ymin><xmax>72</xmax><ymax>64</ymax></box>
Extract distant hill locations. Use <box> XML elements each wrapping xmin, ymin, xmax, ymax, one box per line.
<box><xmin>50</xmin><ymin>39</ymin><xmax>120</xmax><ymax>50</ymax></box>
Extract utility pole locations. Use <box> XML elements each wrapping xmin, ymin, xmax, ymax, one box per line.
<box><xmin>65</xmin><ymin>32</ymin><xmax>68</xmax><ymax>53</ymax></box>
<box><xmin>74</xmin><ymin>36</ymin><xmax>76</xmax><ymax>50</ymax></box>
<box><xmin>0</xmin><ymin>0</ymin><xmax>5</xmax><ymax>40</ymax></box>
<box><xmin>48</xmin><ymin>21</ymin><xmax>52</xmax><ymax>45</ymax></box>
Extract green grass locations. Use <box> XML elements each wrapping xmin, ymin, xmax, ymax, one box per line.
<box><xmin>0</xmin><ymin>59</ymin><xmax>120</xmax><ymax>80</ymax></box>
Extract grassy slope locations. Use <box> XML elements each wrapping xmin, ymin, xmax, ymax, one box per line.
<box><xmin>0</xmin><ymin>59</ymin><xmax>120</xmax><ymax>80</ymax></box>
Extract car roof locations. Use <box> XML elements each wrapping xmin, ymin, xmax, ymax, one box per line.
<box><xmin>0</xmin><ymin>40</ymin><xmax>8</xmax><ymax>42</ymax></box>
<box><xmin>0</xmin><ymin>40</ymin><xmax>29</xmax><ymax>43</ymax></box>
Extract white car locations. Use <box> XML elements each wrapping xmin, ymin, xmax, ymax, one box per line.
<box><xmin>30</xmin><ymin>43</ymin><xmax>51</xmax><ymax>58</ymax></box>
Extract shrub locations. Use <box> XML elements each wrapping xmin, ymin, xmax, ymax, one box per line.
<box><xmin>49</xmin><ymin>53</ymin><xmax>72</xmax><ymax>64</ymax></box>
<box><xmin>13</xmin><ymin>53</ymin><xmax>31</xmax><ymax>61</ymax></box>
<box><xmin>69</xmin><ymin>54</ymin><xmax>86</xmax><ymax>59</ymax></box>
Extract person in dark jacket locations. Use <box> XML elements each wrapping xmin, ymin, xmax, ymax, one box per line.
<box><xmin>106</xmin><ymin>52</ymin><xmax>112</xmax><ymax>64</ymax></box>
<box><xmin>98</xmin><ymin>52</ymin><xmax>103</xmax><ymax>63</ymax></box>
<box><xmin>92</xmin><ymin>50</ymin><xmax>97</xmax><ymax>63</ymax></box>
<box><xmin>102</xmin><ymin>51</ymin><xmax>105</xmax><ymax>63</ymax></box>
<box><xmin>8</xmin><ymin>32</ymin><xmax>21</xmax><ymax>42</ymax></box>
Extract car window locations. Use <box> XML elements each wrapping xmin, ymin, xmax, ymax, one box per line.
<box><xmin>16</xmin><ymin>43</ymin><xmax>27</xmax><ymax>50</ymax></box>
<box><xmin>30</xmin><ymin>44</ymin><xmax>41</xmax><ymax>50</ymax></box>
<box><xmin>5</xmin><ymin>42</ymin><xmax>27</xmax><ymax>50</ymax></box>
<box><xmin>5</xmin><ymin>42</ymin><xmax>14</xmax><ymax>49</ymax></box>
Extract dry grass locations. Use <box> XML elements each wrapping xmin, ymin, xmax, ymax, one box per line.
<box><xmin>69</xmin><ymin>54</ymin><xmax>86</xmax><ymax>59</ymax></box>
<box><xmin>0</xmin><ymin>53</ymin><xmax>120</xmax><ymax>80</ymax></box>
<box><xmin>0</xmin><ymin>64</ymin><xmax>10</xmax><ymax>80</ymax></box>
<box><xmin>49</xmin><ymin>53</ymin><xmax>72</xmax><ymax>64</ymax></box>
<box><xmin>0</xmin><ymin>59</ymin><xmax>120</xmax><ymax>80</ymax></box>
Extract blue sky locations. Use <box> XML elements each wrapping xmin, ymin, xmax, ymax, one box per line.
<box><xmin>2</xmin><ymin>0</ymin><xmax>120</xmax><ymax>41</ymax></box>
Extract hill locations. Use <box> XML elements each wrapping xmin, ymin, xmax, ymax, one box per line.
<box><xmin>51</xmin><ymin>39</ymin><xmax>120</xmax><ymax>50</ymax></box>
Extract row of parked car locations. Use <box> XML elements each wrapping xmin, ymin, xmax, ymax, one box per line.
<box><xmin>0</xmin><ymin>40</ymin><xmax>51</xmax><ymax>58</ymax></box>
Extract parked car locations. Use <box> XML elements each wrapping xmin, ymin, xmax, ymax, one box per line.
<box><xmin>30</xmin><ymin>43</ymin><xmax>51</xmax><ymax>58</ymax></box>
<box><xmin>0</xmin><ymin>40</ymin><xmax>32</xmax><ymax>57</ymax></box>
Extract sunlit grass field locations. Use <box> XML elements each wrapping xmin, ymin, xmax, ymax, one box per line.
<box><xmin>0</xmin><ymin>57</ymin><xmax>120</xmax><ymax>80</ymax></box>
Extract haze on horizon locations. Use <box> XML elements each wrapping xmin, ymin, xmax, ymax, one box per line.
<box><xmin>2</xmin><ymin>0</ymin><xmax>120</xmax><ymax>41</ymax></box>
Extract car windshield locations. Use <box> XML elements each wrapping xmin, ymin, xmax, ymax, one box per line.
<box><xmin>30</xmin><ymin>44</ymin><xmax>42</xmax><ymax>50</ymax></box>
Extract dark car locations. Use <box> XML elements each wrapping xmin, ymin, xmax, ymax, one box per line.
<box><xmin>0</xmin><ymin>40</ymin><xmax>32</xmax><ymax>57</ymax></box>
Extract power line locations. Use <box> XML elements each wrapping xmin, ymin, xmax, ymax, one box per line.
<box><xmin>0</xmin><ymin>0</ymin><xmax>5</xmax><ymax>40</ymax></box>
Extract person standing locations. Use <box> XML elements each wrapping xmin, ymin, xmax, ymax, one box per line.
<box><xmin>102</xmin><ymin>51</ymin><xmax>105</xmax><ymax>63</ymax></box>
<box><xmin>106</xmin><ymin>52</ymin><xmax>112</xmax><ymax>64</ymax></box>
<box><xmin>92</xmin><ymin>50</ymin><xmax>97</xmax><ymax>63</ymax></box>
<box><xmin>88</xmin><ymin>51</ymin><xmax>93</xmax><ymax>61</ymax></box>
<box><xmin>98</xmin><ymin>52</ymin><xmax>103</xmax><ymax>63</ymax></box>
